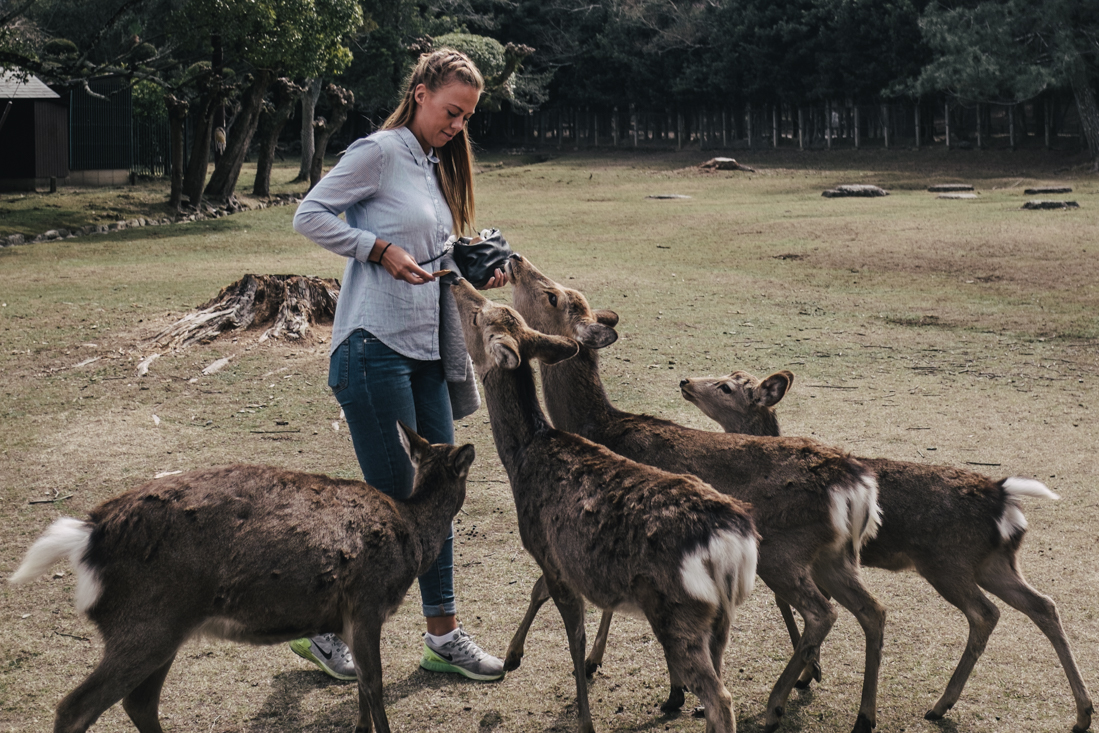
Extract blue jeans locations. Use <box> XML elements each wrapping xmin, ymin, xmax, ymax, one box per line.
<box><xmin>329</xmin><ymin>330</ymin><xmax>456</xmax><ymax>618</ymax></box>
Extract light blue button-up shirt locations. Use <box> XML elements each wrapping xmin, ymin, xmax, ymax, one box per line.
<box><xmin>294</xmin><ymin>126</ymin><xmax>454</xmax><ymax>359</ymax></box>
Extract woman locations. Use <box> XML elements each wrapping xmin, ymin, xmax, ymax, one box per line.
<box><xmin>291</xmin><ymin>49</ymin><xmax>506</xmax><ymax>682</ymax></box>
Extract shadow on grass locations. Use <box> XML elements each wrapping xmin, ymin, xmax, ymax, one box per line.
<box><xmin>249</xmin><ymin>662</ymin><xmax>512</xmax><ymax>731</ymax></box>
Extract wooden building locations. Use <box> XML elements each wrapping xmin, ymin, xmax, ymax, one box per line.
<box><xmin>0</xmin><ymin>68</ymin><xmax>68</xmax><ymax>191</ymax></box>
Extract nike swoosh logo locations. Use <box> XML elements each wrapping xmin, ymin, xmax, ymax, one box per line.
<box><xmin>437</xmin><ymin>651</ymin><xmax>453</xmax><ymax>661</ymax></box>
<box><xmin>318</xmin><ymin>647</ymin><xmax>334</xmax><ymax>660</ymax></box>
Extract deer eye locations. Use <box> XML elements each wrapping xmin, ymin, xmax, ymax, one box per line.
<box><xmin>547</xmin><ymin>292</ymin><xmax>558</xmax><ymax>308</ymax></box>
<box><xmin>719</xmin><ymin>383</ymin><xmax>733</xmax><ymax>394</ymax></box>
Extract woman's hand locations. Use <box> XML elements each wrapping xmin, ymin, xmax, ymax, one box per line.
<box><xmin>478</xmin><ymin>268</ymin><xmax>509</xmax><ymax>290</ymax></box>
<box><xmin>374</xmin><ymin>240</ymin><xmax>436</xmax><ymax>285</ymax></box>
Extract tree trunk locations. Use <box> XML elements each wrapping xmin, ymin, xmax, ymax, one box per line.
<box><xmin>183</xmin><ymin>86</ymin><xmax>221</xmax><ymax>207</ymax></box>
<box><xmin>253</xmin><ymin>78</ymin><xmax>304</xmax><ymax>198</ymax></box>
<box><xmin>308</xmin><ymin>84</ymin><xmax>354</xmax><ymax>190</ymax></box>
<box><xmin>151</xmin><ymin>274</ymin><xmax>340</xmax><ymax>350</ymax></box>
<box><xmin>1069</xmin><ymin>69</ymin><xmax>1099</xmax><ymax>170</ymax></box>
<box><xmin>166</xmin><ymin>94</ymin><xmax>189</xmax><ymax>213</ymax></box>
<box><xmin>205</xmin><ymin>69</ymin><xmax>275</xmax><ymax>203</ymax></box>
<box><xmin>294</xmin><ymin>78</ymin><xmax>322</xmax><ymax>183</ymax></box>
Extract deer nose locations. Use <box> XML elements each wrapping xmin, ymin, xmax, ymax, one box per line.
<box><xmin>509</xmin><ymin>253</ymin><xmax>523</xmax><ymax>261</ymax></box>
<box><xmin>679</xmin><ymin>379</ymin><xmax>689</xmax><ymax>388</ymax></box>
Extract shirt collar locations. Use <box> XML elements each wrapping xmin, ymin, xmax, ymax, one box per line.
<box><xmin>396</xmin><ymin>126</ymin><xmax>439</xmax><ymax>165</ymax></box>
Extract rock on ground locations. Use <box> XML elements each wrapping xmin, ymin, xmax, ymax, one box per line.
<box><xmin>822</xmin><ymin>184</ymin><xmax>889</xmax><ymax>198</ymax></box>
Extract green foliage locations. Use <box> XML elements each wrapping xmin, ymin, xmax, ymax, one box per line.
<box><xmin>434</xmin><ymin>31</ymin><xmax>506</xmax><ymax>79</ymax></box>
<box><xmin>911</xmin><ymin>1</ymin><xmax>1054</xmax><ymax>102</ymax></box>
<box><xmin>171</xmin><ymin>0</ymin><xmax>362</xmax><ymax>78</ymax></box>
<box><xmin>42</xmin><ymin>38</ymin><xmax>78</xmax><ymax>58</ymax></box>
<box><xmin>132</xmin><ymin>79</ymin><xmax>167</xmax><ymax>120</ymax></box>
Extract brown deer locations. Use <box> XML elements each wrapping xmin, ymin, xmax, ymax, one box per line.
<box><xmin>450</xmin><ymin>277</ymin><xmax>759</xmax><ymax>733</ymax></box>
<box><xmin>9</xmin><ymin>423</ymin><xmax>474</xmax><ymax>733</ymax></box>
<box><xmin>505</xmin><ymin>255</ymin><xmax>885</xmax><ymax>733</ymax></box>
<box><xmin>681</xmin><ymin>369</ymin><xmax>1094</xmax><ymax>732</ymax></box>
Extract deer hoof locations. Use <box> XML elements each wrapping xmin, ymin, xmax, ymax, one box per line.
<box><xmin>851</xmin><ymin>712</ymin><xmax>875</xmax><ymax>733</ymax></box>
<box><xmin>502</xmin><ymin>654</ymin><xmax>523</xmax><ymax>672</ymax></box>
<box><xmin>794</xmin><ymin>679</ymin><xmax>812</xmax><ymax>690</ymax></box>
<box><xmin>583</xmin><ymin>659</ymin><xmax>601</xmax><ymax>678</ymax></box>
<box><xmin>660</xmin><ymin>686</ymin><xmax>686</xmax><ymax>712</ymax></box>
<box><xmin>1073</xmin><ymin>705</ymin><xmax>1094</xmax><ymax>732</ymax></box>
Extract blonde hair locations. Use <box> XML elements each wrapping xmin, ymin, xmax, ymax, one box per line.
<box><xmin>384</xmin><ymin>49</ymin><xmax>484</xmax><ymax>235</ymax></box>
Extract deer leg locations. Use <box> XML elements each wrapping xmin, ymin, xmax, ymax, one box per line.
<box><xmin>917</xmin><ymin>567</ymin><xmax>999</xmax><ymax>721</ymax></box>
<box><xmin>505</xmin><ymin>574</ymin><xmax>552</xmax><ymax>671</ymax></box>
<box><xmin>584</xmin><ymin>609</ymin><xmax>613</xmax><ymax>677</ymax></box>
<box><xmin>812</xmin><ymin>554</ymin><xmax>886</xmax><ymax>733</ymax></box>
<box><xmin>977</xmin><ymin>554</ymin><xmax>1094</xmax><ymax>732</ymax></box>
<box><xmin>649</xmin><ymin>604</ymin><xmax>735</xmax><ymax>733</ymax></box>
<box><xmin>544</xmin><ymin>574</ymin><xmax>594</xmax><ymax>733</ymax></box>
<box><xmin>351</xmin><ymin>620</ymin><xmax>387</xmax><ymax>733</ymax></box>
<box><xmin>775</xmin><ymin>594</ymin><xmax>820</xmax><ymax>688</ymax></box>
<box><xmin>55</xmin><ymin>628</ymin><xmax>186</xmax><ymax>733</ymax></box>
<box><xmin>120</xmin><ymin>654</ymin><xmax>176</xmax><ymax>733</ymax></box>
<box><xmin>758</xmin><ymin>565</ymin><xmax>837</xmax><ymax>733</ymax></box>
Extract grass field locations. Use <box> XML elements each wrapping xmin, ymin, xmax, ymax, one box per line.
<box><xmin>1</xmin><ymin>146</ymin><xmax>1096</xmax><ymax>733</ymax></box>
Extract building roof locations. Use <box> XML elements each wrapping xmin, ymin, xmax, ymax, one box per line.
<box><xmin>0</xmin><ymin>68</ymin><xmax>61</xmax><ymax>100</ymax></box>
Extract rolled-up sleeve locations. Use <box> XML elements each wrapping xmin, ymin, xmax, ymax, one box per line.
<box><xmin>293</xmin><ymin>137</ymin><xmax>385</xmax><ymax>263</ymax></box>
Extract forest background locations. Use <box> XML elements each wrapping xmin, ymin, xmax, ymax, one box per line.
<box><xmin>2</xmin><ymin>0</ymin><xmax>1099</xmax><ymax>209</ymax></box>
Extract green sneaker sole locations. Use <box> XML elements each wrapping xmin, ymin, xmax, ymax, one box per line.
<box><xmin>289</xmin><ymin>637</ymin><xmax>357</xmax><ymax>681</ymax></box>
<box><xmin>420</xmin><ymin>645</ymin><xmax>505</xmax><ymax>681</ymax></box>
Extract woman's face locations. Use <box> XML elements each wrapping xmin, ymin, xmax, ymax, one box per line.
<box><xmin>409</xmin><ymin>80</ymin><xmax>480</xmax><ymax>153</ymax></box>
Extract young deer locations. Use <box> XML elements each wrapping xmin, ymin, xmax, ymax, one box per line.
<box><xmin>10</xmin><ymin>423</ymin><xmax>474</xmax><ymax>733</ymax></box>
<box><xmin>680</xmin><ymin>369</ymin><xmax>1093</xmax><ymax>732</ymax></box>
<box><xmin>506</xmin><ymin>255</ymin><xmax>885</xmax><ymax>733</ymax></box>
<box><xmin>450</xmin><ymin>277</ymin><xmax>759</xmax><ymax>733</ymax></box>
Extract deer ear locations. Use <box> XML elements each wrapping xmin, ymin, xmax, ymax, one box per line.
<box><xmin>396</xmin><ymin>420</ymin><xmax>429</xmax><ymax>467</ymax></box>
<box><xmin>529</xmin><ymin>332</ymin><xmax>580</xmax><ymax>365</ymax></box>
<box><xmin>489</xmin><ymin>335</ymin><xmax>521</xmax><ymax>370</ymax></box>
<box><xmin>758</xmin><ymin>371</ymin><xmax>793</xmax><ymax>407</ymax></box>
<box><xmin>579</xmin><ymin>322</ymin><xmax>618</xmax><ymax>349</ymax></box>
<box><xmin>593</xmin><ymin>309</ymin><xmax>619</xmax><ymax>327</ymax></box>
<box><xmin>450</xmin><ymin>444</ymin><xmax>476</xmax><ymax>481</ymax></box>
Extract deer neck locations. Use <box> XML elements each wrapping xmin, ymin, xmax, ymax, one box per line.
<box><xmin>718</xmin><ymin>411</ymin><xmax>781</xmax><ymax>438</ymax></box>
<box><xmin>539</xmin><ymin>344</ymin><xmax>617</xmax><ymax>438</ymax></box>
<box><xmin>481</xmin><ymin>357</ymin><xmax>552</xmax><ymax>472</ymax></box>
<box><xmin>402</xmin><ymin>483</ymin><xmax>466</xmax><ymax>572</ymax></box>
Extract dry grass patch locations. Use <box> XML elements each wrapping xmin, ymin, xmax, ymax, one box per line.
<box><xmin>1</xmin><ymin>148</ymin><xmax>1096</xmax><ymax>733</ymax></box>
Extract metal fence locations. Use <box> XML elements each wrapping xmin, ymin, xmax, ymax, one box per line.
<box><xmin>69</xmin><ymin>78</ymin><xmax>173</xmax><ymax>177</ymax></box>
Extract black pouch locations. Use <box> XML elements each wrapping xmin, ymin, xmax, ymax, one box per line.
<box><xmin>449</xmin><ymin>228</ymin><xmax>514</xmax><ymax>288</ymax></box>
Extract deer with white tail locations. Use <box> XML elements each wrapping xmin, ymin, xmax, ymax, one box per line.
<box><xmin>680</xmin><ymin>368</ymin><xmax>1093</xmax><ymax>732</ymax></box>
<box><xmin>450</xmin><ymin>276</ymin><xmax>758</xmax><ymax>733</ymax></box>
<box><xmin>505</xmin><ymin>254</ymin><xmax>888</xmax><ymax>733</ymax></box>
<box><xmin>9</xmin><ymin>422</ymin><xmax>474</xmax><ymax>733</ymax></box>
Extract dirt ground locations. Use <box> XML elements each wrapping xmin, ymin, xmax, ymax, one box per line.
<box><xmin>0</xmin><ymin>147</ymin><xmax>1096</xmax><ymax>733</ymax></box>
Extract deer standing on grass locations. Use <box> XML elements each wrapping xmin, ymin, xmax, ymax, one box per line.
<box><xmin>505</xmin><ymin>255</ymin><xmax>885</xmax><ymax>733</ymax></box>
<box><xmin>9</xmin><ymin>423</ymin><xmax>474</xmax><ymax>733</ymax></box>
<box><xmin>450</xmin><ymin>277</ymin><xmax>758</xmax><ymax>733</ymax></box>
<box><xmin>680</xmin><ymin>369</ymin><xmax>1094</xmax><ymax>732</ymax></box>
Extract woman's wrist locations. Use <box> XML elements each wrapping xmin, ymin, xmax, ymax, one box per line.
<box><xmin>370</xmin><ymin>239</ymin><xmax>394</xmax><ymax>264</ymax></box>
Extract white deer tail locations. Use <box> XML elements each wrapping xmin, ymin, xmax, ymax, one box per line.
<box><xmin>10</xmin><ymin>517</ymin><xmax>102</xmax><ymax>614</ymax></box>
<box><xmin>997</xmin><ymin>477</ymin><xmax>1059</xmax><ymax>543</ymax></box>
<box><xmin>681</xmin><ymin>529</ymin><xmax>759</xmax><ymax>613</ymax></box>
<box><xmin>830</xmin><ymin>473</ymin><xmax>882</xmax><ymax>556</ymax></box>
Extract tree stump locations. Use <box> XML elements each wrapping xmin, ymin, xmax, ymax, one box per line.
<box><xmin>699</xmin><ymin>157</ymin><xmax>757</xmax><ymax>172</ymax></box>
<box><xmin>151</xmin><ymin>274</ymin><xmax>340</xmax><ymax>349</ymax></box>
